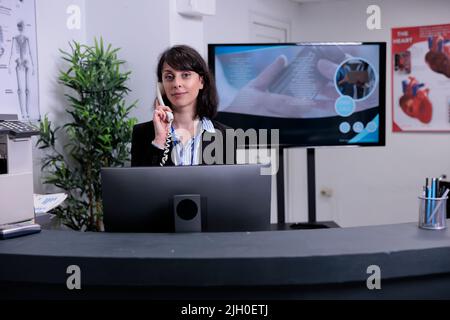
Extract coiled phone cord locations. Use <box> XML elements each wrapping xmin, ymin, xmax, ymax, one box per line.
<box><xmin>160</xmin><ymin>120</ymin><xmax>173</xmax><ymax>166</ymax></box>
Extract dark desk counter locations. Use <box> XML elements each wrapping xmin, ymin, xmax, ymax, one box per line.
<box><xmin>1</xmin><ymin>221</ymin><xmax>450</xmax><ymax>299</ymax></box>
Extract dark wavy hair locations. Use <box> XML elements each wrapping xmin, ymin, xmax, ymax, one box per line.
<box><xmin>157</xmin><ymin>45</ymin><xmax>218</xmax><ymax>119</ymax></box>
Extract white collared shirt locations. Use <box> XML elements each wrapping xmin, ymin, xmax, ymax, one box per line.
<box><xmin>170</xmin><ymin>117</ymin><xmax>216</xmax><ymax>166</ymax></box>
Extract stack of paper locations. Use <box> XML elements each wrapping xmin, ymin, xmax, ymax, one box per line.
<box><xmin>33</xmin><ymin>193</ymin><xmax>68</xmax><ymax>215</ymax></box>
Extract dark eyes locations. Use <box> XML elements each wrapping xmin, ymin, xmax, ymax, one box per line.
<box><xmin>163</xmin><ymin>72</ymin><xmax>191</xmax><ymax>81</ymax></box>
<box><xmin>164</xmin><ymin>74</ymin><xmax>174</xmax><ymax>81</ymax></box>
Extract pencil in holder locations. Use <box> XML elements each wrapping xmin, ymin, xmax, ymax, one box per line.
<box><xmin>418</xmin><ymin>195</ymin><xmax>448</xmax><ymax>230</ymax></box>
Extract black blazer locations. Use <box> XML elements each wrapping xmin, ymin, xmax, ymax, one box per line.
<box><xmin>131</xmin><ymin>120</ymin><xmax>236</xmax><ymax>167</ymax></box>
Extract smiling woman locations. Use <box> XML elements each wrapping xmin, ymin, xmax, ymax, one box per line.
<box><xmin>131</xmin><ymin>45</ymin><xmax>236</xmax><ymax>167</ymax></box>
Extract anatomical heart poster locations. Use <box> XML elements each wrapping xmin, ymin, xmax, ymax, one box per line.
<box><xmin>392</xmin><ymin>23</ymin><xmax>450</xmax><ymax>132</ymax></box>
<box><xmin>0</xmin><ymin>0</ymin><xmax>39</xmax><ymax>121</ymax></box>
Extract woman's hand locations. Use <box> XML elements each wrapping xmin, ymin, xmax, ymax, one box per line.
<box><xmin>152</xmin><ymin>99</ymin><xmax>173</xmax><ymax>147</ymax></box>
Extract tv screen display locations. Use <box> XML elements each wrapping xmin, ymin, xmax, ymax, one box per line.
<box><xmin>208</xmin><ymin>42</ymin><xmax>386</xmax><ymax>147</ymax></box>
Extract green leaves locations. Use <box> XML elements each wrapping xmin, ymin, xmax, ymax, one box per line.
<box><xmin>37</xmin><ymin>38</ymin><xmax>137</xmax><ymax>231</ymax></box>
<box><xmin>59</xmin><ymin>40</ymin><xmax>127</xmax><ymax>95</ymax></box>
<box><xmin>36</xmin><ymin>115</ymin><xmax>58</xmax><ymax>149</ymax></box>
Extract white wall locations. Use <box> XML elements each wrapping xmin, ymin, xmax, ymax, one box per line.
<box><xmin>204</xmin><ymin>0</ymin><xmax>450</xmax><ymax>227</ymax></box>
<box><xmin>169</xmin><ymin>0</ymin><xmax>205</xmax><ymax>56</ymax></box>
<box><xmin>36</xmin><ymin>0</ymin><xmax>86</xmax><ymax>124</ymax></box>
<box><xmin>204</xmin><ymin>0</ymin><xmax>301</xmax><ymax>43</ymax></box>
<box><xmin>33</xmin><ymin>0</ymin><xmax>211</xmax><ymax>192</ymax></box>
<box><xmin>34</xmin><ymin>0</ymin><xmax>86</xmax><ymax>193</ymax></box>
<box><xmin>295</xmin><ymin>0</ymin><xmax>450</xmax><ymax>227</ymax></box>
<box><xmin>85</xmin><ymin>0</ymin><xmax>171</xmax><ymax>123</ymax></box>
<box><xmin>33</xmin><ymin>0</ymin><xmax>450</xmax><ymax>228</ymax></box>
<box><xmin>203</xmin><ymin>0</ymin><xmax>306</xmax><ymax>224</ymax></box>
<box><xmin>34</xmin><ymin>0</ymin><xmax>171</xmax><ymax>193</ymax></box>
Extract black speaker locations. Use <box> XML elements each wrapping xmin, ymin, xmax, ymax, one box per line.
<box><xmin>173</xmin><ymin>194</ymin><xmax>201</xmax><ymax>232</ymax></box>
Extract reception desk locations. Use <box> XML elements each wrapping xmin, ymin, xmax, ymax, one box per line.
<box><xmin>1</xmin><ymin>221</ymin><xmax>450</xmax><ymax>299</ymax></box>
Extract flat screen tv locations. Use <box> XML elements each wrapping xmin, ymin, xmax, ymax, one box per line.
<box><xmin>208</xmin><ymin>42</ymin><xmax>386</xmax><ymax>147</ymax></box>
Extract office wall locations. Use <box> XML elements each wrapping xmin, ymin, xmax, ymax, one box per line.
<box><xmin>33</xmin><ymin>0</ymin><xmax>171</xmax><ymax>192</ymax></box>
<box><xmin>32</xmin><ymin>0</ymin><xmax>450</xmax><ymax>228</ymax></box>
<box><xmin>33</xmin><ymin>0</ymin><xmax>87</xmax><ymax>193</ymax></box>
<box><xmin>204</xmin><ymin>0</ymin><xmax>450</xmax><ymax>227</ymax></box>
<box><xmin>204</xmin><ymin>0</ymin><xmax>302</xmax><ymax>43</ymax></box>
<box><xmin>33</xmin><ymin>0</ymin><xmax>210</xmax><ymax>192</ymax></box>
<box><xmin>169</xmin><ymin>0</ymin><xmax>205</xmax><ymax>56</ymax></box>
<box><xmin>85</xmin><ymin>0</ymin><xmax>170</xmax><ymax>123</ymax></box>
<box><xmin>296</xmin><ymin>0</ymin><xmax>450</xmax><ymax>227</ymax></box>
<box><xmin>203</xmin><ymin>0</ymin><xmax>306</xmax><ymax>224</ymax></box>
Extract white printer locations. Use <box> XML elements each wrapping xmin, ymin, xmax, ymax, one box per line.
<box><xmin>0</xmin><ymin>114</ymin><xmax>40</xmax><ymax>226</ymax></box>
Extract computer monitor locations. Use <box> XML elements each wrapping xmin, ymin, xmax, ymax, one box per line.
<box><xmin>101</xmin><ymin>164</ymin><xmax>271</xmax><ymax>232</ymax></box>
<box><xmin>208</xmin><ymin>42</ymin><xmax>386</xmax><ymax>148</ymax></box>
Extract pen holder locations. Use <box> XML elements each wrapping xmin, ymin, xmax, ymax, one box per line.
<box><xmin>418</xmin><ymin>195</ymin><xmax>448</xmax><ymax>230</ymax></box>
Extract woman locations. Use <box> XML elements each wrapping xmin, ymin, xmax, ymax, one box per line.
<box><xmin>131</xmin><ymin>45</ymin><xmax>234</xmax><ymax>166</ymax></box>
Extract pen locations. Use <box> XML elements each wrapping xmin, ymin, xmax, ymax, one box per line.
<box><xmin>431</xmin><ymin>178</ymin><xmax>437</xmax><ymax>224</ymax></box>
<box><xmin>426</xmin><ymin>178</ymin><xmax>431</xmax><ymax>222</ymax></box>
<box><xmin>427</xmin><ymin>188</ymin><xmax>450</xmax><ymax>224</ymax></box>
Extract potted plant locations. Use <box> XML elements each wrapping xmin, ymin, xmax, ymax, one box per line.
<box><xmin>37</xmin><ymin>38</ymin><xmax>137</xmax><ymax>231</ymax></box>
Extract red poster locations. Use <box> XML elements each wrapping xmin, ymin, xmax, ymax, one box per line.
<box><xmin>392</xmin><ymin>23</ymin><xmax>450</xmax><ymax>132</ymax></box>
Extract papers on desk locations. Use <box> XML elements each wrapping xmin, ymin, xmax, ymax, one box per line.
<box><xmin>34</xmin><ymin>193</ymin><xmax>67</xmax><ymax>216</ymax></box>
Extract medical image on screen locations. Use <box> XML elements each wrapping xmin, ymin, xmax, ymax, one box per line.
<box><xmin>210</xmin><ymin>43</ymin><xmax>385</xmax><ymax>147</ymax></box>
<box><xmin>335</xmin><ymin>59</ymin><xmax>377</xmax><ymax>100</ymax></box>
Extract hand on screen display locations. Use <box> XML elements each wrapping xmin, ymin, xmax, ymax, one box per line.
<box><xmin>220</xmin><ymin>55</ymin><xmax>317</xmax><ymax>117</ymax></box>
<box><xmin>218</xmin><ymin>47</ymin><xmax>378</xmax><ymax>119</ymax></box>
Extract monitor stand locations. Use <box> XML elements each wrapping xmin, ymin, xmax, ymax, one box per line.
<box><xmin>277</xmin><ymin>148</ymin><xmax>334</xmax><ymax>229</ymax></box>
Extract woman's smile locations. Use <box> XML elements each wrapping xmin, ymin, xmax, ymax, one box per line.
<box><xmin>171</xmin><ymin>91</ymin><xmax>188</xmax><ymax>98</ymax></box>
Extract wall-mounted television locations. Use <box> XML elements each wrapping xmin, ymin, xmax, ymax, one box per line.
<box><xmin>208</xmin><ymin>42</ymin><xmax>386</xmax><ymax>147</ymax></box>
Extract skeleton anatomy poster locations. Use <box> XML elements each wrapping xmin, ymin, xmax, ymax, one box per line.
<box><xmin>392</xmin><ymin>23</ymin><xmax>450</xmax><ymax>132</ymax></box>
<box><xmin>0</xmin><ymin>0</ymin><xmax>39</xmax><ymax>121</ymax></box>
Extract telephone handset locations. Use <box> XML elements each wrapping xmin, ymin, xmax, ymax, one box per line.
<box><xmin>156</xmin><ymin>82</ymin><xmax>174</xmax><ymax>122</ymax></box>
<box><xmin>156</xmin><ymin>83</ymin><xmax>173</xmax><ymax>166</ymax></box>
